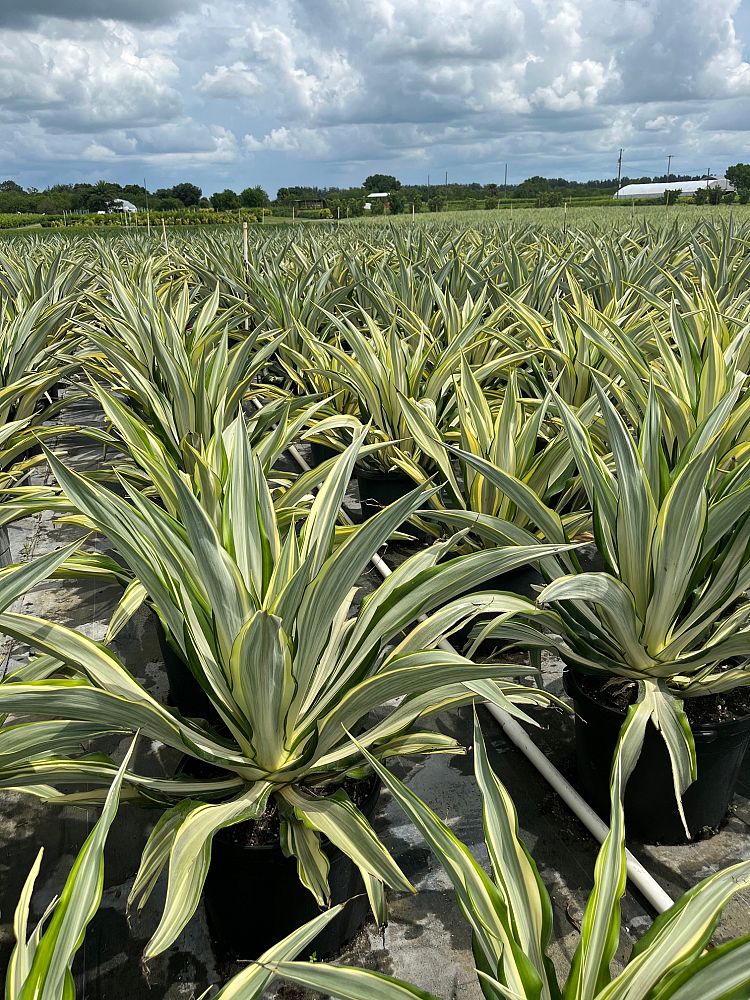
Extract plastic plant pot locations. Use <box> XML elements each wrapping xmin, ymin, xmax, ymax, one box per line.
<box><xmin>564</xmin><ymin>667</ymin><xmax>750</xmax><ymax>843</ymax></box>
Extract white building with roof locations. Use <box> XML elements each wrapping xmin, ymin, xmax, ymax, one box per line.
<box><xmin>613</xmin><ymin>177</ymin><xmax>734</xmax><ymax>199</ymax></box>
<box><xmin>109</xmin><ymin>198</ymin><xmax>138</xmax><ymax>213</ymax></box>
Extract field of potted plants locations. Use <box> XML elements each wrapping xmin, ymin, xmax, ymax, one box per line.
<box><xmin>0</xmin><ymin>216</ymin><xmax>749</xmax><ymax>998</ymax></box>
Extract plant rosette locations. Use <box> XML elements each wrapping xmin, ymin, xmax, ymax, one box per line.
<box><xmin>0</xmin><ymin>424</ymin><xmax>575</xmax><ymax>963</ymax></box>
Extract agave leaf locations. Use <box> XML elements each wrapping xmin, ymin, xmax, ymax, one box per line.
<box><xmin>228</xmin><ymin>611</ymin><xmax>295</xmax><ymax>771</ymax></box>
<box><xmin>128</xmin><ymin>801</ymin><xmax>197</xmax><ymax>913</ymax></box>
<box><xmin>473</xmin><ymin>713</ymin><xmax>558</xmax><ymax>1000</ymax></box>
<box><xmin>648</xmin><ymin>934</ymin><xmax>750</xmax><ymax>1000</ymax></box>
<box><xmin>642</xmin><ymin>444</ymin><xmax>718</xmax><ymax>655</ymax></box>
<box><xmin>348</xmin><ymin>734</ymin><xmax>545</xmax><ymax>1000</ymax></box>
<box><xmin>563</xmin><ymin>696</ymin><xmax>651</xmax><ymax>1000</ymax></box>
<box><xmin>0</xmin><ymin>539</ymin><xmax>82</xmax><ymax>614</ymax></box>
<box><xmin>599</xmin><ymin>859</ymin><xmax>750</xmax><ymax>1000</ymax></box>
<box><xmin>269</xmin><ymin>963</ymin><xmax>442</xmax><ymax>1000</ymax></box>
<box><xmin>282</xmin><ymin>785</ymin><xmax>413</xmax><ymax>896</ymax></box>
<box><xmin>593</xmin><ymin>381</ymin><xmax>656</xmax><ymax>618</ymax></box>
<box><xmin>145</xmin><ymin>781</ymin><xmax>274</xmax><ymax>958</ymax></box>
<box><xmin>104</xmin><ymin>578</ymin><xmax>148</xmax><ymax>643</ymax></box>
<box><xmin>447</xmin><ymin>445</ymin><xmax>568</xmax><ymax>544</ymax></box>
<box><xmin>10</xmin><ymin>737</ymin><xmax>136</xmax><ymax>1000</ymax></box>
<box><xmin>282</xmin><ymin>815</ymin><xmax>331</xmax><ymax>907</ymax></box>
<box><xmin>536</xmin><ymin>574</ymin><xmax>651</xmax><ymax>673</ymax></box>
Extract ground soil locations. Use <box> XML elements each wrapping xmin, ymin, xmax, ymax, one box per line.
<box><xmin>577</xmin><ymin>672</ymin><xmax>750</xmax><ymax>725</ymax></box>
<box><xmin>218</xmin><ymin>773</ymin><xmax>379</xmax><ymax>848</ymax></box>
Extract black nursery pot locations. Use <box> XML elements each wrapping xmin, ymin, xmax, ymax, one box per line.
<box><xmin>355</xmin><ymin>465</ymin><xmax>414</xmax><ymax>520</ymax></box>
<box><xmin>309</xmin><ymin>441</ymin><xmax>339</xmax><ymax>467</ymax></box>
<box><xmin>204</xmin><ymin>777</ymin><xmax>381</xmax><ymax>959</ymax></box>
<box><xmin>154</xmin><ymin>620</ymin><xmax>218</xmax><ymax>721</ymax></box>
<box><xmin>564</xmin><ymin>668</ymin><xmax>750</xmax><ymax>843</ymax></box>
<box><xmin>354</xmin><ymin>466</ymin><xmax>434</xmax><ymax>542</ymax></box>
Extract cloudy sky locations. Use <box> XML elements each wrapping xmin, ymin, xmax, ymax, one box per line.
<box><xmin>2</xmin><ymin>0</ymin><xmax>750</xmax><ymax>196</ymax></box>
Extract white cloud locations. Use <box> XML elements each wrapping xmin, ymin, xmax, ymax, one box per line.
<box><xmin>244</xmin><ymin>126</ymin><xmax>330</xmax><ymax>155</ymax></box>
<box><xmin>0</xmin><ymin>22</ymin><xmax>181</xmax><ymax>130</ymax></box>
<box><xmin>2</xmin><ymin>0</ymin><xmax>750</xmax><ymax>192</ymax></box>
<box><xmin>644</xmin><ymin>115</ymin><xmax>678</xmax><ymax>131</ymax></box>
<box><xmin>196</xmin><ymin>63</ymin><xmax>263</xmax><ymax>99</ymax></box>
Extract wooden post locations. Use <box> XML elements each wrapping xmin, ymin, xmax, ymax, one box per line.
<box><xmin>161</xmin><ymin>217</ymin><xmax>170</xmax><ymax>259</ymax></box>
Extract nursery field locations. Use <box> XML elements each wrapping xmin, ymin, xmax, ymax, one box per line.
<box><xmin>0</xmin><ymin>218</ymin><xmax>749</xmax><ymax>999</ymax></box>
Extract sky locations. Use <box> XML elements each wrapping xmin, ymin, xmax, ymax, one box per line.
<box><xmin>1</xmin><ymin>0</ymin><xmax>750</xmax><ymax>197</ymax></box>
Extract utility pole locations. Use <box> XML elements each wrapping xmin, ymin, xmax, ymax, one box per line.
<box><xmin>504</xmin><ymin>162</ymin><xmax>508</xmax><ymax>201</ymax></box>
<box><xmin>616</xmin><ymin>148</ymin><xmax>624</xmax><ymax>190</ymax></box>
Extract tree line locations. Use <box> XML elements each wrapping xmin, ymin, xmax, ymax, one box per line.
<box><xmin>0</xmin><ymin>179</ymin><xmax>270</xmax><ymax>216</ymax></box>
<box><xmin>3</xmin><ymin>166</ymin><xmax>750</xmax><ymax>218</ymax></box>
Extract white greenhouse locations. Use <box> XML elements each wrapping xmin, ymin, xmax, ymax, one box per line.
<box><xmin>109</xmin><ymin>198</ymin><xmax>138</xmax><ymax>213</ymax></box>
<box><xmin>613</xmin><ymin>177</ymin><xmax>734</xmax><ymax>199</ymax></box>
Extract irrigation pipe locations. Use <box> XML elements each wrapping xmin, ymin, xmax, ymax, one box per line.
<box><xmin>279</xmin><ymin>428</ymin><xmax>674</xmax><ymax>914</ymax></box>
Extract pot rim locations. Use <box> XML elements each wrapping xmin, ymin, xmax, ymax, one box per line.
<box><xmin>213</xmin><ymin>774</ymin><xmax>382</xmax><ymax>853</ymax></box>
<box><xmin>563</xmin><ymin>666</ymin><xmax>750</xmax><ymax>738</ymax></box>
<box><xmin>354</xmin><ymin>464</ymin><xmax>414</xmax><ymax>482</ymax></box>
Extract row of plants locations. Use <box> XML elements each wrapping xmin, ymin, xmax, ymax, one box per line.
<box><xmin>0</xmin><ymin>208</ymin><xmax>267</xmax><ymax>232</ymax></box>
<box><xmin>0</xmin><ymin>217</ymin><xmax>749</xmax><ymax>995</ymax></box>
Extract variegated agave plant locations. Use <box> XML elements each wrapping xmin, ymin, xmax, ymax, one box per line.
<box><xmin>0</xmin><ymin>423</ymin><xmax>572</xmax><ymax>961</ymax></box>
<box><xmin>478</xmin><ymin>380</ymin><xmax>750</xmax><ymax>832</ymax></box>
<box><xmin>304</xmin><ymin>301</ymin><xmax>524</xmax><ymax>475</ymax></box>
<box><xmin>399</xmin><ymin>359</ymin><xmax>591</xmax><ymax>549</ymax></box>
<box><xmin>270</xmin><ymin>713</ymin><xmax>750</xmax><ymax>1000</ymax></box>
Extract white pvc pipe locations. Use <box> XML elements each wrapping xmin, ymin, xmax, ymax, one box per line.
<box><xmin>268</xmin><ymin>407</ymin><xmax>675</xmax><ymax>912</ymax></box>
<box><xmin>482</xmin><ymin>704</ymin><xmax>674</xmax><ymax>913</ymax></box>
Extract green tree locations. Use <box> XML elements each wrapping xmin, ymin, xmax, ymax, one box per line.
<box><xmin>363</xmin><ymin>173</ymin><xmax>401</xmax><ymax>192</ymax></box>
<box><xmin>388</xmin><ymin>190</ymin><xmax>406</xmax><ymax>214</ymax></box>
<box><xmin>121</xmin><ymin>184</ymin><xmax>148</xmax><ymax>207</ymax></box>
<box><xmin>85</xmin><ymin>181</ymin><xmax>120</xmax><ymax>212</ymax></box>
<box><xmin>539</xmin><ymin>190</ymin><xmax>563</xmax><ymax>207</ymax></box>
<box><xmin>513</xmin><ymin>176</ymin><xmax>550</xmax><ymax>199</ymax></box>
<box><xmin>210</xmin><ymin>188</ymin><xmax>239</xmax><ymax>211</ymax></box>
<box><xmin>239</xmin><ymin>185</ymin><xmax>270</xmax><ymax>208</ymax></box>
<box><xmin>0</xmin><ymin>180</ymin><xmax>23</xmax><ymax>193</ymax></box>
<box><xmin>169</xmin><ymin>182</ymin><xmax>202</xmax><ymax>206</ymax></box>
<box><xmin>662</xmin><ymin>187</ymin><xmax>681</xmax><ymax>205</ymax></box>
<box><xmin>725</xmin><ymin>163</ymin><xmax>750</xmax><ymax>191</ymax></box>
